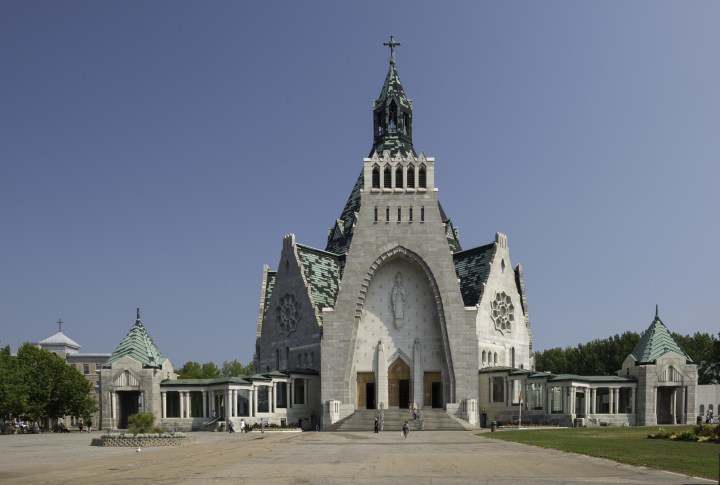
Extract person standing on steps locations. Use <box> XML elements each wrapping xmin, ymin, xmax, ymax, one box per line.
<box><xmin>374</xmin><ymin>417</ymin><xmax>379</xmax><ymax>433</ymax></box>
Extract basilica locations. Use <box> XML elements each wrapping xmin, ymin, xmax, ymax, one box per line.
<box><xmin>93</xmin><ymin>39</ymin><xmax>702</xmax><ymax>431</ymax></box>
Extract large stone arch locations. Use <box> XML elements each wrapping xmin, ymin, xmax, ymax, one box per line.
<box><xmin>350</xmin><ymin>245</ymin><xmax>456</xmax><ymax>403</ymax></box>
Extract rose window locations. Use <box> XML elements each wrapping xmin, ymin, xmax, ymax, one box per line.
<box><xmin>276</xmin><ymin>293</ymin><xmax>301</xmax><ymax>336</ymax></box>
<box><xmin>491</xmin><ymin>291</ymin><xmax>514</xmax><ymax>333</ymax></box>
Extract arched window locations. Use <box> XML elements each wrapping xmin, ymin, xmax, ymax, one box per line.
<box><xmin>481</xmin><ymin>350</ymin><xmax>486</xmax><ymax>365</ymax></box>
<box><xmin>303</xmin><ymin>353</ymin><xmax>308</xmax><ymax>367</ymax></box>
<box><xmin>388</xmin><ymin>100</ymin><xmax>398</xmax><ymax>132</ymax></box>
<box><xmin>297</xmin><ymin>354</ymin><xmax>301</xmax><ymax>367</ymax></box>
<box><xmin>309</xmin><ymin>351</ymin><xmax>314</xmax><ymax>367</ymax></box>
<box><xmin>384</xmin><ymin>166</ymin><xmax>392</xmax><ymax>188</ymax></box>
<box><xmin>419</xmin><ymin>165</ymin><xmax>427</xmax><ymax>188</ymax></box>
<box><xmin>699</xmin><ymin>404</ymin><xmax>705</xmax><ymax>415</ymax></box>
<box><xmin>511</xmin><ymin>347</ymin><xmax>516</xmax><ymax>368</ymax></box>
<box><xmin>494</xmin><ymin>352</ymin><xmax>498</xmax><ymax>365</ymax></box>
<box><xmin>395</xmin><ymin>166</ymin><xmax>403</xmax><ymax>188</ymax></box>
<box><xmin>372</xmin><ymin>165</ymin><xmax>380</xmax><ymax>188</ymax></box>
<box><xmin>407</xmin><ymin>166</ymin><xmax>415</xmax><ymax>188</ymax></box>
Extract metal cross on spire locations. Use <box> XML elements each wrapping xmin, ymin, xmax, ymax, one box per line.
<box><xmin>383</xmin><ymin>35</ymin><xmax>401</xmax><ymax>65</ymax></box>
<box><xmin>57</xmin><ymin>318</ymin><xmax>63</xmax><ymax>332</ymax></box>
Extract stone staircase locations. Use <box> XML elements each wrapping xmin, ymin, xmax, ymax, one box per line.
<box><xmin>323</xmin><ymin>409</ymin><xmax>471</xmax><ymax>432</ymax></box>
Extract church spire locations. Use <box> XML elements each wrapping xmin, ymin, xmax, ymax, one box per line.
<box><xmin>371</xmin><ymin>35</ymin><xmax>415</xmax><ymax>157</ymax></box>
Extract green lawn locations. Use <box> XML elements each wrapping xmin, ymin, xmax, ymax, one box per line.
<box><xmin>479</xmin><ymin>425</ymin><xmax>719</xmax><ymax>480</ymax></box>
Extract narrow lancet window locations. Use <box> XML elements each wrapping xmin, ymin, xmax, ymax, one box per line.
<box><xmin>419</xmin><ymin>165</ymin><xmax>427</xmax><ymax>188</ymax></box>
<box><xmin>407</xmin><ymin>166</ymin><xmax>415</xmax><ymax>188</ymax></box>
<box><xmin>395</xmin><ymin>166</ymin><xmax>403</xmax><ymax>188</ymax></box>
<box><xmin>384</xmin><ymin>166</ymin><xmax>392</xmax><ymax>188</ymax></box>
<box><xmin>372</xmin><ymin>166</ymin><xmax>380</xmax><ymax>188</ymax></box>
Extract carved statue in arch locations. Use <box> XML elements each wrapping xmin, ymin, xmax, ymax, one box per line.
<box><xmin>391</xmin><ymin>271</ymin><xmax>407</xmax><ymax>328</ymax></box>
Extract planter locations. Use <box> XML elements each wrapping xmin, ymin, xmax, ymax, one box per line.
<box><xmin>91</xmin><ymin>433</ymin><xmax>192</xmax><ymax>447</ymax></box>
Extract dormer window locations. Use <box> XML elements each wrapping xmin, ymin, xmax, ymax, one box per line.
<box><xmin>395</xmin><ymin>166</ymin><xmax>403</xmax><ymax>188</ymax></box>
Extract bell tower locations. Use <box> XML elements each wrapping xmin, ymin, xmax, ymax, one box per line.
<box><xmin>371</xmin><ymin>35</ymin><xmax>415</xmax><ymax>157</ymax></box>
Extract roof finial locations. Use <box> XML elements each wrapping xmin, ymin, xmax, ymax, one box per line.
<box><xmin>57</xmin><ymin>318</ymin><xmax>63</xmax><ymax>333</ymax></box>
<box><xmin>383</xmin><ymin>35</ymin><xmax>401</xmax><ymax>65</ymax></box>
<box><xmin>136</xmin><ymin>307</ymin><xmax>141</xmax><ymax>321</ymax></box>
<box><xmin>655</xmin><ymin>304</ymin><xmax>659</xmax><ymax>319</ymax></box>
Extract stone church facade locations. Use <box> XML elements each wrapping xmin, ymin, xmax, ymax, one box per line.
<box><xmin>254</xmin><ymin>41</ymin><xmax>533</xmax><ymax>426</ymax></box>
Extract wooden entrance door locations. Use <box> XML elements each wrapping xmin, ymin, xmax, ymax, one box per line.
<box><xmin>388</xmin><ymin>359</ymin><xmax>410</xmax><ymax>408</ymax></box>
<box><xmin>357</xmin><ymin>372</ymin><xmax>375</xmax><ymax>409</ymax></box>
<box><xmin>424</xmin><ymin>372</ymin><xmax>442</xmax><ymax>408</ymax></box>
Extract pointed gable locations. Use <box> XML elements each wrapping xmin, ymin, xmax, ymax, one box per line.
<box><xmin>629</xmin><ymin>307</ymin><xmax>692</xmax><ymax>364</ymax></box>
<box><xmin>106</xmin><ymin>310</ymin><xmax>167</xmax><ymax>368</ymax></box>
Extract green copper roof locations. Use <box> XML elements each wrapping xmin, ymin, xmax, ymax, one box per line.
<box><xmin>629</xmin><ymin>307</ymin><xmax>692</xmax><ymax>364</ymax></box>
<box><xmin>105</xmin><ymin>310</ymin><xmax>167</xmax><ymax>368</ymax></box>
<box><xmin>262</xmin><ymin>271</ymin><xmax>276</xmax><ymax>320</ymax></box>
<box><xmin>296</xmin><ymin>244</ymin><xmax>345</xmax><ymax>313</ymax></box>
<box><xmin>453</xmin><ymin>243</ymin><xmax>496</xmax><ymax>306</ymax></box>
<box><xmin>325</xmin><ymin>171</ymin><xmax>362</xmax><ymax>254</ymax></box>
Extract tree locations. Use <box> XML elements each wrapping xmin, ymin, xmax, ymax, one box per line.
<box><xmin>672</xmin><ymin>332</ymin><xmax>719</xmax><ymax>384</ymax></box>
<box><xmin>200</xmin><ymin>362</ymin><xmax>220</xmax><ymax>379</ymax></box>
<box><xmin>12</xmin><ymin>344</ymin><xmax>96</xmax><ymax>421</ymax></box>
<box><xmin>176</xmin><ymin>361</ymin><xmax>203</xmax><ymax>379</ymax></box>
<box><xmin>220</xmin><ymin>359</ymin><xmax>253</xmax><ymax>377</ymax></box>
<box><xmin>0</xmin><ymin>343</ymin><xmax>27</xmax><ymax>419</ymax></box>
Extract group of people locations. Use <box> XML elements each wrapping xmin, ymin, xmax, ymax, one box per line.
<box><xmin>372</xmin><ymin>417</ymin><xmax>411</xmax><ymax>439</ymax></box>
<box><xmin>706</xmin><ymin>410</ymin><xmax>715</xmax><ymax>424</ymax></box>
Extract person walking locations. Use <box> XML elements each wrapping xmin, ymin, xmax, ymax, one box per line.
<box><xmin>240</xmin><ymin>419</ymin><xmax>246</xmax><ymax>433</ymax></box>
<box><xmin>402</xmin><ymin>421</ymin><xmax>410</xmax><ymax>439</ymax></box>
<box><xmin>373</xmin><ymin>417</ymin><xmax>379</xmax><ymax>433</ymax></box>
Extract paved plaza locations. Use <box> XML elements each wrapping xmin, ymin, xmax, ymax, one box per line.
<box><xmin>0</xmin><ymin>430</ymin><xmax>714</xmax><ymax>485</ymax></box>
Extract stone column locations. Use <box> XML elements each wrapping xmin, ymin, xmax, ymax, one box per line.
<box><xmin>161</xmin><ymin>392</ymin><xmax>167</xmax><ymax>418</ymax></box>
<box><xmin>111</xmin><ymin>392</ymin><xmax>116</xmax><ymax>420</ymax></box>
<box><xmin>412</xmin><ymin>338</ymin><xmax>423</xmax><ymax>409</ymax></box>
<box><xmin>180</xmin><ymin>392</ymin><xmax>185</xmax><ymax>418</ymax></box>
<box><xmin>288</xmin><ymin>379</ymin><xmax>293</xmax><ymax>409</ymax></box>
<box><xmin>272</xmin><ymin>382</ymin><xmax>277</xmax><ymax>413</ymax></box>
<box><xmin>590</xmin><ymin>388</ymin><xmax>596</xmax><ymax>414</ymax></box>
<box><xmin>187</xmin><ymin>392</ymin><xmax>193</xmax><ymax>418</ymax></box>
<box><xmin>671</xmin><ymin>388</ymin><xmax>677</xmax><ymax>423</ymax></box>
<box><xmin>376</xmin><ymin>340</ymin><xmax>388</xmax><ymax>410</ymax></box>
<box><xmin>569</xmin><ymin>386</ymin><xmax>575</xmax><ymax>415</ymax></box>
<box><xmin>202</xmin><ymin>391</ymin><xmax>207</xmax><ymax>418</ymax></box>
<box><xmin>249</xmin><ymin>389</ymin><xmax>255</xmax><ymax>417</ymax></box>
<box><xmin>253</xmin><ymin>386</ymin><xmax>259</xmax><ymax>415</ymax></box>
<box><xmin>607</xmin><ymin>388</ymin><xmax>613</xmax><ymax>414</ymax></box>
<box><xmin>630</xmin><ymin>388</ymin><xmax>635</xmax><ymax>415</ymax></box>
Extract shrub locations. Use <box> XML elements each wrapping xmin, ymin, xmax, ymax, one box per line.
<box><xmin>127</xmin><ymin>412</ymin><xmax>157</xmax><ymax>434</ymax></box>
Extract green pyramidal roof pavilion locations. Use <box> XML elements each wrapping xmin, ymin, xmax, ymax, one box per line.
<box><xmin>105</xmin><ymin>309</ymin><xmax>167</xmax><ymax>368</ymax></box>
<box><xmin>629</xmin><ymin>306</ymin><xmax>692</xmax><ymax>364</ymax></box>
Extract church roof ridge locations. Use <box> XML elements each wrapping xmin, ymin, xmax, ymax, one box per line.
<box><xmin>296</xmin><ymin>242</ymin><xmax>344</xmax><ymax>258</ymax></box>
<box><xmin>105</xmin><ymin>309</ymin><xmax>167</xmax><ymax>368</ymax></box>
<box><xmin>629</xmin><ymin>307</ymin><xmax>692</xmax><ymax>364</ymax></box>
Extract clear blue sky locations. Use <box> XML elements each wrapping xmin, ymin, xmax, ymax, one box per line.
<box><xmin>2</xmin><ymin>1</ymin><xmax>718</xmax><ymax>367</ymax></box>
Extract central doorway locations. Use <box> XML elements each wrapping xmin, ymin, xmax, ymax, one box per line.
<box><xmin>388</xmin><ymin>359</ymin><xmax>410</xmax><ymax>409</ymax></box>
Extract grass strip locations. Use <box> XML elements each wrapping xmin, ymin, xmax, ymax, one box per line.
<box><xmin>479</xmin><ymin>425</ymin><xmax>718</xmax><ymax>480</ymax></box>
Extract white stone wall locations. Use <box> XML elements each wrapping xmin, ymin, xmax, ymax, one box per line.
<box><xmin>475</xmin><ymin>235</ymin><xmax>533</xmax><ymax>370</ymax></box>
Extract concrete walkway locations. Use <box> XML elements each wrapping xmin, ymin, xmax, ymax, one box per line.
<box><xmin>0</xmin><ymin>430</ymin><xmax>714</xmax><ymax>484</ymax></box>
